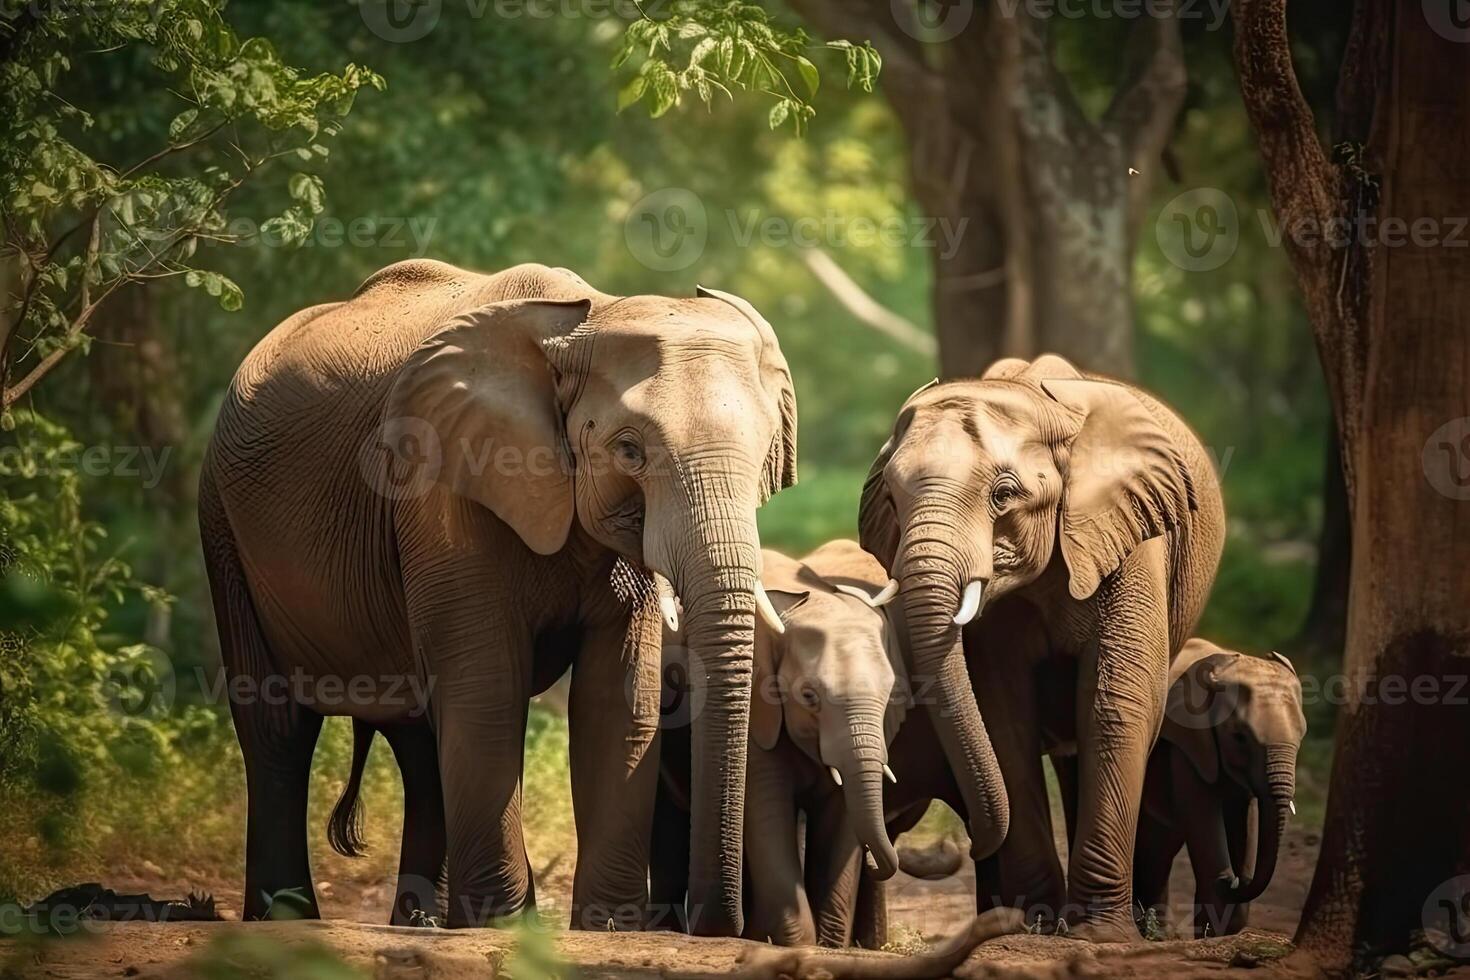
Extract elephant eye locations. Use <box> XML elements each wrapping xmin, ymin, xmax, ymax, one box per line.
<box><xmin>612</xmin><ymin>435</ymin><xmax>645</xmax><ymax>474</ymax></box>
<box><xmin>797</xmin><ymin>683</ymin><xmax>821</xmax><ymax>710</ymax></box>
<box><xmin>990</xmin><ymin>477</ymin><xmax>1022</xmax><ymax>509</ymax></box>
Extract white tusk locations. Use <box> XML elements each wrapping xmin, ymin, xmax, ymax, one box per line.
<box><xmin>829</xmin><ymin>767</ymin><xmax>843</xmax><ymax>787</ymax></box>
<box><xmin>659</xmin><ymin>594</ymin><xmax>679</xmax><ymax>633</ymax></box>
<box><xmin>755</xmin><ymin>581</ymin><xmax>786</xmax><ymax>634</ymax></box>
<box><xmin>884</xmin><ymin>764</ymin><xmax>897</xmax><ymax>784</ymax></box>
<box><xmin>952</xmin><ymin>580</ymin><xmax>984</xmax><ymax>626</ymax></box>
<box><xmin>833</xmin><ymin>583</ymin><xmax>880</xmax><ymax>607</ymax></box>
<box><xmin>1289</xmin><ymin>800</ymin><xmax>1296</xmax><ymax>816</ymax></box>
<box><xmin>871</xmin><ymin>579</ymin><xmax>899</xmax><ymax>606</ymax></box>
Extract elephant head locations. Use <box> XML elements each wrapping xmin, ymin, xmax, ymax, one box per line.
<box><xmin>1163</xmin><ymin>641</ymin><xmax>1307</xmax><ymax>904</ymax></box>
<box><xmin>750</xmin><ymin>561</ymin><xmax>908</xmax><ymax>880</ymax></box>
<box><xmin>383</xmin><ymin>280</ymin><xmax>797</xmax><ymax>934</ymax></box>
<box><xmin>857</xmin><ymin>354</ymin><xmax>1197</xmax><ymax>860</ymax></box>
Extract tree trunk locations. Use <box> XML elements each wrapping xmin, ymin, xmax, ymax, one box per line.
<box><xmin>1234</xmin><ymin>1</ymin><xmax>1470</xmax><ymax>971</ymax></box>
<box><xmin>785</xmin><ymin>0</ymin><xmax>1186</xmax><ymax>380</ymax></box>
<box><xmin>1293</xmin><ymin>422</ymin><xmax>1351</xmax><ymax>658</ymax></box>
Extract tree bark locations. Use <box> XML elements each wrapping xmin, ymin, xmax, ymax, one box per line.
<box><xmin>1234</xmin><ymin>1</ymin><xmax>1470</xmax><ymax>972</ymax></box>
<box><xmin>785</xmin><ymin>0</ymin><xmax>1185</xmax><ymax>380</ymax></box>
<box><xmin>1293</xmin><ymin>422</ymin><xmax>1351</xmax><ymax>658</ymax></box>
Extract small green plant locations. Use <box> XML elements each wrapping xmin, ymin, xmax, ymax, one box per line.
<box><xmin>1137</xmin><ymin>904</ymin><xmax>1167</xmax><ymax>942</ymax></box>
<box><xmin>881</xmin><ymin>922</ymin><xmax>930</xmax><ymax>956</ymax></box>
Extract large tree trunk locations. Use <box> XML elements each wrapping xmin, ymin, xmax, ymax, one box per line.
<box><xmin>1234</xmin><ymin>1</ymin><xmax>1470</xmax><ymax>972</ymax></box>
<box><xmin>785</xmin><ymin>0</ymin><xmax>1186</xmax><ymax>380</ymax></box>
<box><xmin>1293</xmin><ymin>423</ymin><xmax>1351</xmax><ymax>658</ymax></box>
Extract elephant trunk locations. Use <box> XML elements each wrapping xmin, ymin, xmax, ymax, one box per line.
<box><xmin>895</xmin><ymin>502</ymin><xmax>1008</xmax><ymax>859</ymax></box>
<box><xmin>657</xmin><ymin>478</ymin><xmax>763</xmax><ymax>938</ymax></box>
<box><xmin>1228</xmin><ymin>744</ymin><xmax>1296</xmax><ymax>903</ymax></box>
<box><xmin>828</xmin><ymin>694</ymin><xmax>900</xmax><ymax>881</ymax></box>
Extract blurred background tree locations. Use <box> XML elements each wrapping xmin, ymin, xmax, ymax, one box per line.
<box><xmin>1</xmin><ymin>0</ymin><xmax>1353</xmax><ymax>917</ymax></box>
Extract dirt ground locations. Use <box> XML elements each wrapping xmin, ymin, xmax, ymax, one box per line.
<box><xmin>3</xmin><ymin>824</ymin><xmax>1358</xmax><ymax>979</ymax></box>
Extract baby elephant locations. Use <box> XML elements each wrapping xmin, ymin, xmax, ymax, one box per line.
<box><xmin>651</xmin><ymin>541</ymin><xmax>908</xmax><ymax>946</ymax></box>
<box><xmin>1133</xmin><ymin>638</ymin><xmax>1307</xmax><ymax>937</ymax></box>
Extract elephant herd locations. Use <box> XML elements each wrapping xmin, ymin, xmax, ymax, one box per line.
<box><xmin>200</xmin><ymin>260</ymin><xmax>1306</xmax><ymax>947</ymax></box>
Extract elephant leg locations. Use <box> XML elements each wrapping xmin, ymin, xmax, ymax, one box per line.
<box><xmin>1131</xmin><ymin>809</ymin><xmax>1181</xmax><ymax>934</ymax></box>
<box><xmin>202</xmin><ymin>510</ymin><xmax>322</xmax><ymax>922</ymax></box>
<box><xmin>1050</xmin><ymin>754</ymin><xmax>1080</xmax><ymax>851</ymax></box>
<box><xmin>1170</xmin><ymin>748</ymin><xmax>1236</xmax><ymax>937</ymax></box>
<box><xmin>381</xmin><ymin>721</ymin><xmax>448</xmax><ymax>926</ymax></box>
<box><xmin>805</xmin><ymin>791</ymin><xmax>863</xmax><ymax>947</ymax></box>
<box><xmin>648</xmin><ymin>777</ymin><xmax>690</xmax><ymax>932</ymax></box>
<box><xmin>567</xmin><ymin>598</ymin><xmax>662</xmax><ymax>932</ymax></box>
<box><xmin>743</xmin><ymin>746</ymin><xmax>814</xmax><ymax>946</ymax></box>
<box><xmin>969</xmin><ymin>611</ymin><xmax>1064</xmax><ymax>920</ymax></box>
<box><xmin>852</xmin><ymin>868</ymin><xmax>888</xmax><ymax>950</ymax></box>
<box><xmin>1066</xmin><ymin>539</ymin><xmax>1171</xmax><ymax>941</ymax></box>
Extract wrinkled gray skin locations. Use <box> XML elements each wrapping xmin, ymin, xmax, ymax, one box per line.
<box><xmin>200</xmin><ymin>260</ymin><xmax>796</xmax><ymax>932</ymax></box>
<box><xmin>858</xmin><ymin>354</ymin><xmax>1225</xmax><ymax>940</ymax></box>
<box><xmin>651</xmin><ymin>542</ymin><xmax>908</xmax><ymax>946</ymax></box>
<box><xmin>1133</xmin><ymin>639</ymin><xmax>1306</xmax><ymax>937</ymax></box>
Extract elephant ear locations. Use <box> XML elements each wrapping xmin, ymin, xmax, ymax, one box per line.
<box><xmin>858</xmin><ymin>435</ymin><xmax>901</xmax><ymax>573</ymax></box>
<box><xmin>1040</xmin><ymin>378</ymin><xmax>1197</xmax><ymax>600</ymax></box>
<box><xmin>1161</xmin><ymin>657</ymin><xmax>1225</xmax><ymax>783</ymax></box>
<box><xmin>750</xmin><ymin>589</ymin><xmax>809</xmax><ymax>751</ymax></box>
<box><xmin>384</xmin><ymin>298</ymin><xmax>592</xmax><ymax>555</ymax></box>
<box><xmin>695</xmin><ymin>286</ymin><xmax>797</xmax><ymax>499</ymax></box>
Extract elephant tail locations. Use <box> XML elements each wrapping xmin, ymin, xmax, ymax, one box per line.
<box><xmin>327</xmin><ymin>720</ymin><xmax>376</xmax><ymax>858</ymax></box>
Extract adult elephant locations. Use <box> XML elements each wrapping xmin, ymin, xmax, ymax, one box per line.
<box><xmin>857</xmin><ymin>354</ymin><xmax>1224</xmax><ymax>940</ymax></box>
<box><xmin>199</xmin><ymin>260</ymin><xmax>797</xmax><ymax>933</ymax></box>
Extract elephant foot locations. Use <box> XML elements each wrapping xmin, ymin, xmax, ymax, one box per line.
<box><xmin>1062</xmin><ymin>910</ymin><xmax>1140</xmax><ymax>944</ymax></box>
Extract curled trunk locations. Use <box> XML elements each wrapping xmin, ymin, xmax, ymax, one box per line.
<box><xmin>896</xmin><ymin>510</ymin><xmax>1008</xmax><ymax>858</ymax></box>
<box><xmin>831</xmin><ymin>695</ymin><xmax>900</xmax><ymax>880</ymax></box>
<box><xmin>1229</xmin><ymin>744</ymin><xmax>1297</xmax><ymax>903</ymax></box>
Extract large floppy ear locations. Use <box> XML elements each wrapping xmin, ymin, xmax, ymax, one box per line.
<box><xmin>858</xmin><ymin>435</ymin><xmax>901</xmax><ymax>573</ymax></box>
<box><xmin>695</xmin><ymin>286</ymin><xmax>797</xmax><ymax>499</ymax></box>
<box><xmin>750</xmin><ymin>589</ymin><xmax>809</xmax><ymax>751</ymax></box>
<box><xmin>1160</xmin><ymin>657</ymin><xmax>1223</xmax><ymax>783</ymax></box>
<box><xmin>383</xmin><ymin>298</ymin><xmax>591</xmax><ymax>555</ymax></box>
<box><xmin>1039</xmin><ymin>378</ymin><xmax>1197</xmax><ymax>600</ymax></box>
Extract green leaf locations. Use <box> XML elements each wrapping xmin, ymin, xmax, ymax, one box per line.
<box><xmin>795</xmin><ymin>55</ymin><xmax>819</xmax><ymax>97</ymax></box>
<box><xmin>617</xmin><ymin>75</ymin><xmax>647</xmax><ymax>112</ymax></box>
<box><xmin>768</xmin><ymin>101</ymin><xmax>790</xmax><ymax>130</ymax></box>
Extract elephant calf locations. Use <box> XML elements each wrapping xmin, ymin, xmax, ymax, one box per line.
<box><xmin>1133</xmin><ymin>638</ymin><xmax>1306</xmax><ymax>937</ymax></box>
<box><xmin>652</xmin><ymin>541</ymin><xmax>910</xmax><ymax>946</ymax></box>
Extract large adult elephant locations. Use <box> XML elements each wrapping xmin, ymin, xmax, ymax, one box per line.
<box><xmin>199</xmin><ymin>260</ymin><xmax>797</xmax><ymax>933</ymax></box>
<box><xmin>857</xmin><ymin>354</ymin><xmax>1224</xmax><ymax>940</ymax></box>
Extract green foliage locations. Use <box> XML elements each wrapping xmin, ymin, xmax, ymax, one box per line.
<box><xmin>612</xmin><ymin>1</ymin><xmax>879</xmax><ymax>134</ymax></box>
<box><xmin>0</xmin><ymin>0</ymin><xmax>381</xmax><ymax>407</ymax></box>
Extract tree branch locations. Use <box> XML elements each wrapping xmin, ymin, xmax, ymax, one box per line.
<box><xmin>1105</xmin><ymin>0</ymin><xmax>1187</xmax><ymax>234</ymax></box>
<box><xmin>799</xmin><ymin>248</ymin><xmax>936</xmax><ymax>357</ymax></box>
<box><xmin>1231</xmin><ymin>0</ymin><xmax>1338</xmax><ymax>278</ymax></box>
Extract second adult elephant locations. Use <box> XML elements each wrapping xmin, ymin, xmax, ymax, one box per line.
<box><xmin>200</xmin><ymin>260</ymin><xmax>797</xmax><ymax>933</ymax></box>
<box><xmin>858</xmin><ymin>354</ymin><xmax>1225</xmax><ymax>940</ymax></box>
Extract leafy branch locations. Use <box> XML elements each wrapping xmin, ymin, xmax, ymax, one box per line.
<box><xmin>612</xmin><ymin>1</ymin><xmax>880</xmax><ymax>136</ymax></box>
<box><xmin>0</xmin><ymin>0</ymin><xmax>382</xmax><ymax>412</ymax></box>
